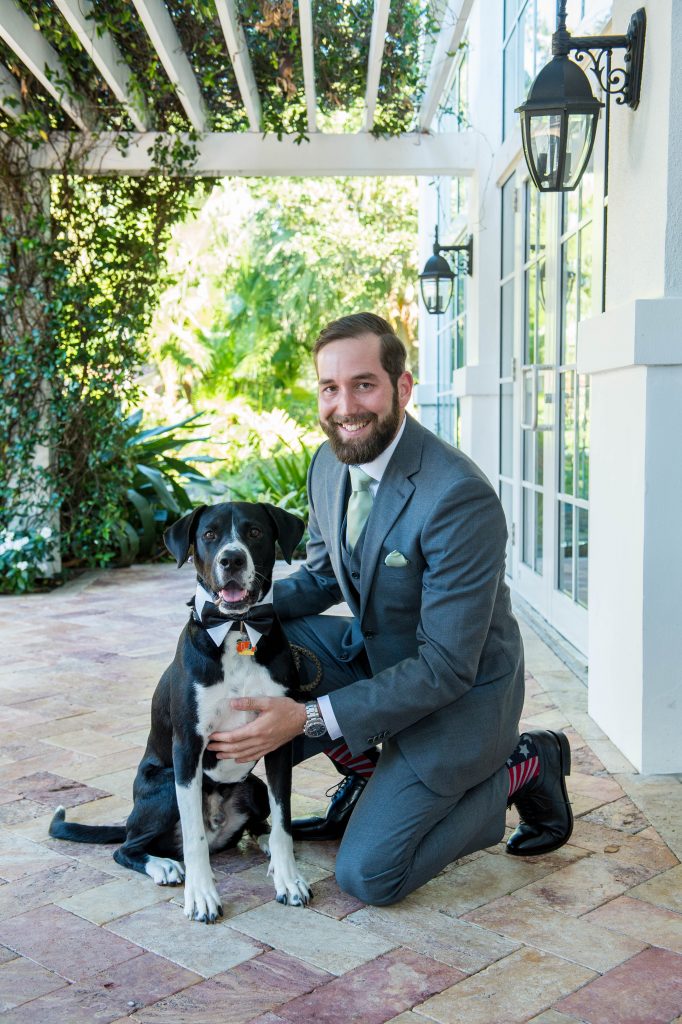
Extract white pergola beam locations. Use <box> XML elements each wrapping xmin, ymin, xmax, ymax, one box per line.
<box><xmin>52</xmin><ymin>0</ymin><xmax>149</xmax><ymax>131</ymax></box>
<box><xmin>214</xmin><ymin>0</ymin><xmax>261</xmax><ymax>132</ymax></box>
<box><xmin>363</xmin><ymin>0</ymin><xmax>391</xmax><ymax>132</ymax></box>
<box><xmin>131</xmin><ymin>0</ymin><xmax>207</xmax><ymax>131</ymax></box>
<box><xmin>418</xmin><ymin>0</ymin><xmax>474</xmax><ymax>132</ymax></box>
<box><xmin>0</xmin><ymin>61</ymin><xmax>21</xmax><ymax>118</ymax></box>
<box><xmin>0</xmin><ymin>0</ymin><xmax>89</xmax><ymax>129</ymax></box>
<box><xmin>31</xmin><ymin>130</ymin><xmax>478</xmax><ymax>177</ymax></box>
<box><xmin>298</xmin><ymin>0</ymin><xmax>317</xmax><ymax>132</ymax></box>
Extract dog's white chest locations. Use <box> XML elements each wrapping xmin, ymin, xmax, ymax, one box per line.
<box><xmin>195</xmin><ymin>633</ymin><xmax>288</xmax><ymax>784</ymax></box>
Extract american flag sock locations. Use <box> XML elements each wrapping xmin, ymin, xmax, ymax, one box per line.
<box><xmin>507</xmin><ymin>733</ymin><xmax>540</xmax><ymax>798</ymax></box>
<box><xmin>324</xmin><ymin>740</ymin><xmax>377</xmax><ymax>779</ymax></box>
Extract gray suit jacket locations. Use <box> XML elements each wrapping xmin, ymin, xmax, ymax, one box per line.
<box><xmin>274</xmin><ymin>414</ymin><xmax>524</xmax><ymax>796</ymax></box>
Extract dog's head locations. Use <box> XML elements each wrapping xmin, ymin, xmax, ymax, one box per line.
<box><xmin>164</xmin><ymin>502</ymin><xmax>305</xmax><ymax>617</ymax></box>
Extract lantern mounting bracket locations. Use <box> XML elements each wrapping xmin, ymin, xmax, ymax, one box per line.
<box><xmin>432</xmin><ymin>225</ymin><xmax>473</xmax><ymax>277</ymax></box>
<box><xmin>552</xmin><ymin>4</ymin><xmax>646</xmax><ymax>109</ymax></box>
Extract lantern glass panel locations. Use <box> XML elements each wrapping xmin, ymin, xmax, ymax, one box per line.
<box><xmin>527</xmin><ymin>112</ymin><xmax>563</xmax><ymax>190</ymax></box>
<box><xmin>421</xmin><ymin>276</ymin><xmax>453</xmax><ymax>315</ymax></box>
<box><xmin>563</xmin><ymin>112</ymin><xmax>596</xmax><ymax>189</ymax></box>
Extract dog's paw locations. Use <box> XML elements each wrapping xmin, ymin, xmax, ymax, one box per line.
<box><xmin>269</xmin><ymin>859</ymin><xmax>311</xmax><ymax>907</ymax></box>
<box><xmin>183</xmin><ymin>875</ymin><xmax>223</xmax><ymax>924</ymax></box>
<box><xmin>145</xmin><ymin>856</ymin><xmax>185</xmax><ymax>886</ymax></box>
<box><xmin>275</xmin><ymin>876</ymin><xmax>311</xmax><ymax>907</ymax></box>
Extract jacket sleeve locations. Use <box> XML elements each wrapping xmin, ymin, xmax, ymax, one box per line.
<box><xmin>273</xmin><ymin>447</ymin><xmax>344</xmax><ymax>619</ymax></box>
<box><xmin>327</xmin><ymin>474</ymin><xmax>509</xmax><ymax>753</ymax></box>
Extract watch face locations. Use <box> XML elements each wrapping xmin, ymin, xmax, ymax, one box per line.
<box><xmin>305</xmin><ymin>719</ymin><xmax>327</xmax><ymax>739</ymax></box>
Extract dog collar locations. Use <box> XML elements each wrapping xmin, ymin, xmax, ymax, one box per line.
<box><xmin>192</xmin><ymin>582</ymin><xmax>275</xmax><ymax>648</ymax></box>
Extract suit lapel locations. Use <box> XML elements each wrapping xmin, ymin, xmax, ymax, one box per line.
<box><xmin>359</xmin><ymin>415</ymin><xmax>423</xmax><ymax>622</ymax></box>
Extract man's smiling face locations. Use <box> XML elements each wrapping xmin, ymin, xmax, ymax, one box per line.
<box><xmin>316</xmin><ymin>333</ymin><xmax>413</xmax><ymax>465</ymax></box>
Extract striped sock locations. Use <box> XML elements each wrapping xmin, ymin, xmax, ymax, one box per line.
<box><xmin>325</xmin><ymin>740</ymin><xmax>377</xmax><ymax>778</ymax></box>
<box><xmin>507</xmin><ymin>733</ymin><xmax>540</xmax><ymax>797</ymax></box>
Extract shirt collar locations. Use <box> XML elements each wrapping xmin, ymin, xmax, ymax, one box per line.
<box><xmin>356</xmin><ymin>414</ymin><xmax>407</xmax><ymax>484</ymax></box>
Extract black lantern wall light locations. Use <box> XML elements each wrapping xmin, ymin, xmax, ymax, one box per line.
<box><xmin>419</xmin><ymin>226</ymin><xmax>473</xmax><ymax>315</ymax></box>
<box><xmin>517</xmin><ymin>1</ymin><xmax>646</xmax><ymax>192</ymax></box>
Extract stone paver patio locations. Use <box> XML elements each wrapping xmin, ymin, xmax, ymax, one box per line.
<box><xmin>1</xmin><ymin>561</ymin><xmax>681</xmax><ymax>1023</ymax></box>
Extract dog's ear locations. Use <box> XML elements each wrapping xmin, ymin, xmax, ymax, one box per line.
<box><xmin>261</xmin><ymin>504</ymin><xmax>305</xmax><ymax>564</ymax></box>
<box><xmin>164</xmin><ymin>505</ymin><xmax>207</xmax><ymax>567</ymax></box>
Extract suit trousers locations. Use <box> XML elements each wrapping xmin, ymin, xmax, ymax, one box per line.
<box><xmin>283</xmin><ymin>614</ymin><xmax>509</xmax><ymax>906</ymax></box>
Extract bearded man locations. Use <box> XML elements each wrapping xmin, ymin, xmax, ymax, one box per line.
<box><xmin>208</xmin><ymin>312</ymin><xmax>573</xmax><ymax>905</ymax></box>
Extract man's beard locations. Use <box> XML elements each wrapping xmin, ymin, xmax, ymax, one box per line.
<box><xmin>320</xmin><ymin>389</ymin><xmax>402</xmax><ymax>465</ymax></box>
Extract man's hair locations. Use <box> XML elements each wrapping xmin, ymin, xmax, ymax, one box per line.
<box><xmin>313</xmin><ymin>313</ymin><xmax>407</xmax><ymax>387</ymax></box>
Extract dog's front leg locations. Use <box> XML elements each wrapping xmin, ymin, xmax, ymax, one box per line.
<box><xmin>264</xmin><ymin>746</ymin><xmax>310</xmax><ymax>907</ymax></box>
<box><xmin>173</xmin><ymin>740</ymin><xmax>222</xmax><ymax>923</ymax></box>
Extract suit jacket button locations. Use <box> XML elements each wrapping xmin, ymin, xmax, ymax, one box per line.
<box><xmin>363</xmin><ymin>630</ymin><xmax>375</xmax><ymax>639</ymax></box>
<box><xmin>339</xmin><ymin>652</ymin><xmax>348</xmax><ymax>661</ymax></box>
<box><xmin>351</xmin><ymin>571</ymin><xmax>360</xmax><ymax>579</ymax></box>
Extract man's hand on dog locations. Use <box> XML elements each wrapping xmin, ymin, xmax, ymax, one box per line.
<box><xmin>207</xmin><ymin>697</ymin><xmax>307</xmax><ymax>762</ymax></box>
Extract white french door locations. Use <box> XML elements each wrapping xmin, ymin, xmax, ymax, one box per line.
<box><xmin>499</xmin><ymin>161</ymin><xmax>601</xmax><ymax>654</ymax></box>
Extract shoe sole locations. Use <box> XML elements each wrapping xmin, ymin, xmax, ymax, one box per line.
<box><xmin>506</xmin><ymin>729</ymin><xmax>574</xmax><ymax>857</ymax></box>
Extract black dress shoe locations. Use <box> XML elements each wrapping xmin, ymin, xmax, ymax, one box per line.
<box><xmin>506</xmin><ymin>729</ymin><xmax>573</xmax><ymax>857</ymax></box>
<box><xmin>291</xmin><ymin>773</ymin><xmax>367</xmax><ymax>841</ymax></box>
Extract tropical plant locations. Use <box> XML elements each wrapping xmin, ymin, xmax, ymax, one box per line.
<box><xmin>119</xmin><ymin>411</ymin><xmax>222</xmax><ymax>563</ymax></box>
<box><xmin>229</xmin><ymin>437</ymin><xmax>314</xmax><ymax>555</ymax></box>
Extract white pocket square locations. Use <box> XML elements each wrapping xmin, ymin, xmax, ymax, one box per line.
<box><xmin>384</xmin><ymin>550</ymin><xmax>409</xmax><ymax>567</ymax></box>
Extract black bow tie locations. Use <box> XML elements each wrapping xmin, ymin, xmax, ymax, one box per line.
<box><xmin>190</xmin><ymin>594</ymin><xmax>276</xmax><ymax>636</ymax></box>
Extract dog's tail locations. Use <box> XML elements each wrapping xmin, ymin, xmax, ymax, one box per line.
<box><xmin>49</xmin><ymin>806</ymin><xmax>126</xmax><ymax>845</ymax></box>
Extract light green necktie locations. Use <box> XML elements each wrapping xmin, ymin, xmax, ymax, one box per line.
<box><xmin>346</xmin><ymin>466</ymin><xmax>374</xmax><ymax>551</ymax></box>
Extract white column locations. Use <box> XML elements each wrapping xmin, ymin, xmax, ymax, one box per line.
<box><xmin>414</xmin><ymin>177</ymin><xmax>443</xmax><ymax>435</ymax></box>
<box><xmin>577</xmin><ymin>0</ymin><xmax>682</xmax><ymax>773</ymax></box>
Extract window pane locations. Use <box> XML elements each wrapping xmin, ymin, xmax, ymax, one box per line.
<box><xmin>523</xmin><ymin>418</ymin><xmax>533</xmax><ymax>482</ymax></box>
<box><xmin>500</xmin><ymin>382</ymin><xmax>514</xmax><ymax>477</ymax></box>
<box><xmin>522</xmin><ymin>1</ymin><xmax>535</xmax><ymax>100</ymax></box>
<box><xmin>558</xmin><ymin>501</ymin><xmax>574</xmax><ymax>597</ymax></box>
<box><xmin>535</xmin><ymin>491</ymin><xmax>544</xmax><ymax>574</ymax></box>
<box><xmin>501</xmin><ymin>279</ymin><xmax>514</xmax><ymax>376</ymax></box>
<box><xmin>577</xmin><ymin>373</ymin><xmax>590</xmax><ymax>499</ymax></box>
<box><xmin>500</xmin><ymin>480</ymin><xmax>513</xmax><ymax>575</ymax></box>
<box><xmin>526</xmin><ymin>183</ymin><xmax>536</xmax><ymax>262</ymax></box>
<box><xmin>578</xmin><ymin>220</ymin><xmax>593</xmax><ymax>322</ymax></box>
<box><xmin>535</xmin><ymin>426</ymin><xmax>544</xmax><ymax>487</ymax></box>
<box><xmin>562</xmin><ymin>233</ymin><xmax>578</xmax><ymax>364</ymax></box>
<box><xmin>525</xmin><ymin>263</ymin><xmax>536</xmax><ymax>363</ymax></box>
<box><xmin>504</xmin><ymin>0</ymin><xmax>519</xmax><ymax>39</ymax></box>
<box><xmin>503</xmin><ymin>28</ymin><xmax>518</xmax><ymax>140</ymax></box>
<box><xmin>536</xmin><ymin>258</ymin><xmax>546</xmax><ymax>362</ymax></box>
<box><xmin>560</xmin><ymin>370</ymin><xmax>575</xmax><ymax>495</ymax></box>
<box><xmin>523</xmin><ymin>487</ymin><xmax>533</xmax><ymax>566</ymax></box>
<box><xmin>536</xmin><ymin>0</ymin><xmax>553</xmax><ymax>68</ymax></box>
<box><xmin>577</xmin><ymin>506</ymin><xmax>588</xmax><ymax>608</ymax></box>
<box><xmin>501</xmin><ymin>177</ymin><xmax>516</xmax><ymax>278</ymax></box>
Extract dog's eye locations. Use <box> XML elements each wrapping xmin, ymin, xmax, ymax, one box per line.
<box><xmin>203</xmin><ymin>529</ymin><xmax>216</xmax><ymax>541</ymax></box>
<box><xmin>247</xmin><ymin>526</ymin><xmax>263</xmax><ymax>539</ymax></box>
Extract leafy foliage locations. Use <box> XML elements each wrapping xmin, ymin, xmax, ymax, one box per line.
<box><xmin>3</xmin><ymin>0</ymin><xmax>430</xmax><ymax>140</ymax></box>
<box><xmin>0</xmin><ymin>18</ymin><xmax>208</xmax><ymax>588</ymax></box>
<box><xmin>148</xmin><ymin>175</ymin><xmax>419</xmax><ymax>428</ymax></box>
<box><xmin>122</xmin><ymin>411</ymin><xmax>221</xmax><ymax>561</ymax></box>
<box><xmin>229</xmin><ymin>436</ymin><xmax>314</xmax><ymax>556</ymax></box>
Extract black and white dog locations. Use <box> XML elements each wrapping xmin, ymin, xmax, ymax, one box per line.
<box><xmin>50</xmin><ymin>502</ymin><xmax>311</xmax><ymax>923</ymax></box>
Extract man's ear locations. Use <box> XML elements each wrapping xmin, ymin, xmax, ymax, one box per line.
<box><xmin>164</xmin><ymin>505</ymin><xmax>207</xmax><ymax>567</ymax></box>
<box><xmin>261</xmin><ymin>504</ymin><xmax>305</xmax><ymax>564</ymax></box>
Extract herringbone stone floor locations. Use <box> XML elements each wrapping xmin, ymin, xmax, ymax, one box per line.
<box><xmin>0</xmin><ymin>561</ymin><xmax>681</xmax><ymax>1023</ymax></box>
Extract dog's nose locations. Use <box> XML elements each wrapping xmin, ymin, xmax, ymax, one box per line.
<box><xmin>218</xmin><ymin>548</ymin><xmax>246</xmax><ymax>571</ymax></box>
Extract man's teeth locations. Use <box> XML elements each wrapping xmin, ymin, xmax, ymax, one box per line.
<box><xmin>341</xmin><ymin>422</ymin><xmax>369</xmax><ymax>432</ymax></box>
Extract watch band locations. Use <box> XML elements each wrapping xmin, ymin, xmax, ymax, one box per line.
<box><xmin>303</xmin><ymin>700</ymin><xmax>327</xmax><ymax>738</ymax></box>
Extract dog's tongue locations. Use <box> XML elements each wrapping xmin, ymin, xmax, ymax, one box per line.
<box><xmin>219</xmin><ymin>584</ymin><xmax>248</xmax><ymax>604</ymax></box>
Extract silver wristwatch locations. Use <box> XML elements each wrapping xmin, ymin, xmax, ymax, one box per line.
<box><xmin>303</xmin><ymin>700</ymin><xmax>327</xmax><ymax>739</ymax></box>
